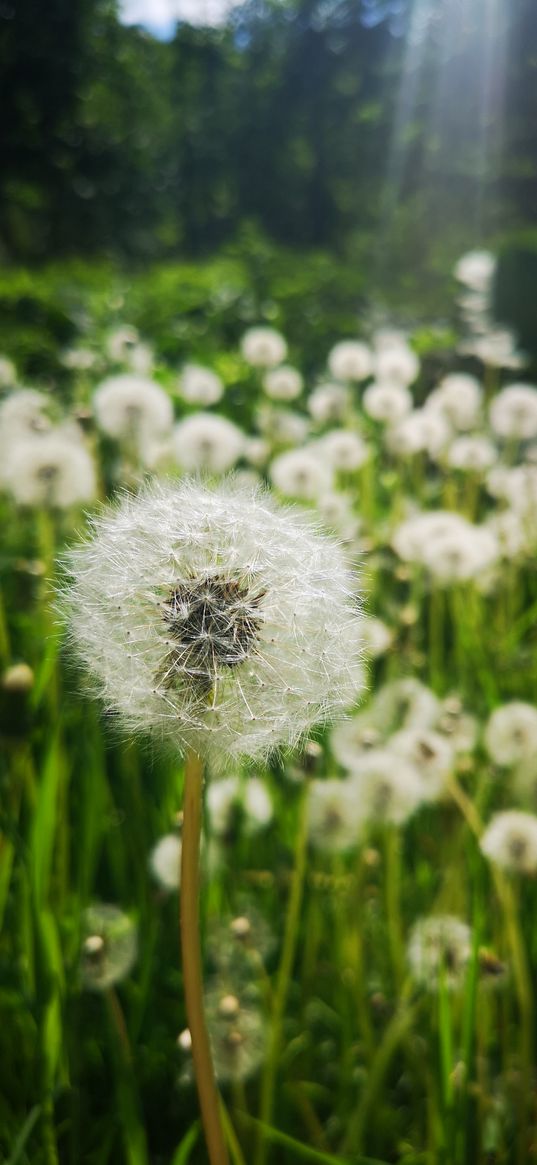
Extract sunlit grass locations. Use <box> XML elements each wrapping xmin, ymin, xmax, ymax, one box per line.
<box><xmin>1</xmin><ymin>260</ymin><xmax>537</xmax><ymax>1164</ymax></box>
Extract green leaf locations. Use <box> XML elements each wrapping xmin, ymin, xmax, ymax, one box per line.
<box><xmin>235</xmin><ymin>1113</ymin><xmax>388</xmax><ymax>1165</ymax></box>
<box><xmin>6</xmin><ymin>1105</ymin><xmax>42</xmax><ymax>1165</ymax></box>
<box><xmin>30</xmin><ymin>732</ymin><xmax>66</xmax><ymax>906</ymax></box>
<box><xmin>170</xmin><ymin>1122</ymin><xmax>200</xmax><ymax>1165</ymax></box>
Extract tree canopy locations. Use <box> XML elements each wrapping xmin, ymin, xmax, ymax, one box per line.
<box><xmin>1</xmin><ymin>0</ymin><xmax>536</xmax><ymax>282</ymax></box>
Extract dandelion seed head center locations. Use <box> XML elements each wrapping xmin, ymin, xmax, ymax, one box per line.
<box><xmin>418</xmin><ymin>739</ymin><xmax>436</xmax><ymax>761</ymax></box>
<box><xmin>83</xmin><ymin>934</ymin><xmax>105</xmax><ymax>961</ymax></box>
<box><xmin>441</xmin><ymin>946</ymin><xmax>459</xmax><ymax>972</ymax></box>
<box><xmin>124</xmin><ymin>403</ymin><xmax>142</xmax><ymax>422</ymax></box>
<box><xmin>224</xmin><ymin>1029</ymin><xmax>244</xmax><ymax>1050</ymax></box>
<box><xmin>508</xmin><ymin>835</ymin><xmax>527</xmax><ymax>861</ymax></box>
<box><xmin>325</xmin><ymin>806</ymin><xmax>344</xmax><ymax>830</ymax></box>
<box><xmin>36</xmin><ymin>463</ymin><xmax>60</xmax><ymax>483</ymax></box>
<box><xmin>218</xmin><ymin>994</ymin><xmax>241</xmax><ymax>1019</ymax></box>
<box><xmin>161</xmin><ymin>573</ymin><xmax>265</xmax><ymax>686</ymax></box>
<box><xmin>230</xmin><ymin>915</ymin><xmax>251</xmax><ymax>940</ymax></box>
<box><xmin>373</xmin><ymin>781</ymin><xmax>393</xmax><ymax>813</ymax></box>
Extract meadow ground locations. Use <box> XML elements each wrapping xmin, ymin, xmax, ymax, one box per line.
<box><xmin>2</xmin><ymin>250</ymin><xmax>537</xmax><ymax>1165</ymax></box>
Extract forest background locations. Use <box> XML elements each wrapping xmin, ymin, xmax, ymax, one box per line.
<box><xmin>1</xmin><ymin>0</ymin><xmax>536</xmax><ymax>381</ymax></box>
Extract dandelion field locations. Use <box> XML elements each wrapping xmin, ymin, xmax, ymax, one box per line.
<box><xmin>3</xmin><ymin>251</ymin><xmax>537</xmax><ymax>1165</ymax></box>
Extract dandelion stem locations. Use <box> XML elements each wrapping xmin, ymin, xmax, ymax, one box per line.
<box><xmin>447</xmin><ymin>775</ymin><xmax>483</xmax><ymax>838</ymax></box>
<box><xmin>180</xmin><ymin>749</ymin><xmax>229</xmax><ymax>1165</ymax></box>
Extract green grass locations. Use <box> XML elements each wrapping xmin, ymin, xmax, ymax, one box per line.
<box><xmin>1</xmin><ymin>287</ymin><xmax>537</xmax><ymax>1165</ymax></box>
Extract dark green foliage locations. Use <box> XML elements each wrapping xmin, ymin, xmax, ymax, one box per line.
<box><xmin>2</xmin><ymin>0</ymin><xmax>535</xmax><ymax>288</ymax></box>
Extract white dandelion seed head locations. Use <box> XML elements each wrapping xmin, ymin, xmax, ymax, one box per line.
<box><xmin>0</xmin><ymin>355</ymin><xmax>16</xmax><ymax>386</ymax></box>
<box><xmin>80</xmin><ymin>903</ymin><xmax>138</xmax><ymax>992</ymax></box>
<box><xmin>205</xmin><ymin>987</ymin><xmax>266</xmax><ymax>1083</ymax></box>
<box><xmin>307</xmin><ymin>382</ymin><xmax>350</xmax><ymax>425</ymax></box>
<box><xmin>391</xmin><ymin>511</ymin><xmax>498</xmax><ymax>583</ymax></box>
<box><xmin>446</xmin><ymin>436</ymin><xmax>497</xmax><ymax>473</ymax></box>
<box><xmin>513</xmin><ymin>757</ymin><xmax>537</xmax><ymax>808</ymax></box>
<box><xmin>485</xmin><ymin>465</ymin><xmax>516</xmax><ymax>501</ymax></box>
<box><xmin>207</xmin><ymin>907</ymin><xmax>276</xmax><ymax>970</ymax></box>
<box><xmin>330</xmin><ymin>711</ymin><xmax>384</xmax><ymax>771</ymax></box>
<box><xmin>93</xmin><ymin>375</ymin><xmax>173</xmax><ymax>442</ymax></box>
<box><xmin>407</xmin><ymin>915</ymin><xmax>472</xmax><ymax>990</ymax></box>
<box><xmin>327</xmin><ymin>341</ymin><xmax>373</xmax><ymax>383</ymax></box>
<box><xmin>436</xmin><ymin>697</ymin><xmax>478</xmax><ymax>755</ymax></box>
<box><xmin>0</xmin><ymin>388</ymin><xmax>53</xmax><ymax>447</ymax></box>
<box><xmin>62</xmin><ymin>346</ymin><xmax>98</xmax><ymax>372</ymax></box>
<box><xmin>106</xmin><ymin>325</ymin><xmax>140</xmax><ymax>364</ymax></box>
<box><xmin>487</xmin><ymin>468</ymin><xmax>537</xmax><ymax>525</ymax></box>
<box><xmin>373</xmin><ymin>678</ymin><xmax>440</xmax><ymax>734</ymax></box>
<box><xmin>317</xmin><ymin>429</ymin><xmax>369</xmax><ymax>473</ymax></box>
<box><xmin>262</xmin><ymin>365</ymin><xmax>303</xmax><ymax>402</ymax></box>
<box><xmin>480</xmin><ymin>810</ymin><xmax>537</xmax><ymax>875</ymax></box>
<box><xmin>256</xmin><ymin>404</ymin><xmax>310</xmax><ymax>447</ymax></box>
<box><xmin>173</xmin><ymin>413</ymin><xmax>245</xmax><ymax>474</ymax></box>
<box><xmin>61</xmin><ymin>477</ymin><xmax>365</xmax><ymax>766</ymax></box>
<box><xmin>149</xmin><ymin>833</ymin><xmax>182</xmax><ymax>890</ymax></box>
<box><xmin>2</xmin><ymin>662</ymin><xmax>34</xmax><ymax>692</ymax></box>
<box><xmin>391</xmin><ymin>511</ymin><xmax>468</xmax><ymax>565</ymax></box>
<box><xmin>426</xmin><ymin>374</ymin><xmax>483</xmax><ymax>431</ymax></box>
<box><xmin>348</xmin><ymin>748</ymin><xmax>425</xmax><ymax>825</ymax></box>
<box><xmin>243</xmin><ymin>776</ymin><xmax>273</xmax><ymax>829</ymax></box>
<box><xmin>489</xmin><ymin>384</ymin><xmax>537</xmax><ymax>442</ymax></box>
<box><xmin>454</xmin><ymin>250</ymin><xmax>496</xmax><ymax>293</ymax></box>
<box><xmin>457</xmin><ymin>288</ymin><xmax>490</xmax><ymax>335</ymax></box>
<box><xmin>137</xmin><ymin>432</ymin><xmax>176</xmax><ymax>473</ymax></box>
<box><xmin>374</xmin><ymin>343</ymin><xmax>419</xmax><ymax>387</ymax></box>
<box><xmin>206</xmin><ymin>774</ymin><xmax>273</xmax><ymax>837</ymax></box>
<box><xmin>386</xmin><ymin>409</ymin><xmax>451</xmax><ymax>459</ymax></box>
<box><xmin>510</xmin><ymin>467</ymin><xmax>537</xmax><ymax>516</ymax></box>
<box><xmin>269</xmin><ymin>446</ymin><xmax>333</xmax><ymax>500</ymax></box>
<box><xmin>361</xmin><ymin>616</ymin><xmax>393</xmax><ymax>659</ymax></box>
<box><xmin>243</xmin><ymin>437</ymin><xmax>270</xmax><ymax>468</ymax></box>
<box><xmin>389</xmin><ymin>728</ymin><xmax>453</xmax><ymax>802</ymax></box>
<box><xmin>462</xmin><ymin>328</ymin><xmax>525</xmax><ymax>370</ymax></box>
<box><xmin>315</xmin><ymin>492</ymin><xmax>360</xmax><ymax>541</ymax></box>
<box><xmin>234</xmin><ymin>468</ymin><xmax>263</xmax><ymax>490</ymax></box>
<box><xmin>3</xmin><ymin>428</ymin><xmax>97</xmax><ymax>508</ymax></box>
<box><xmin>178</xmin><ymin>1028</ymin><xmax>192</xmax><ymax>1053</ymax></box>
<box><xmin>179</xmin><ymin>364</ymin><xmax>224</xmax><ymax>406</ymax></box>
<box><xmin>484</xmin><ymin>702</ymin><xmax>537</xmax><ymax>767</ymax></box>
<box><xmin>128</xmin><ymin>342</ymin><xmax>154</xmax><ymax>376</ymax></box>
<box><xmin>457</xmin><ymin>286</ymin><xmax>489</xmax><ymax>314</ymax></box>
<box><xmin>307</xmin><ymin>778</ymin><xmax>364</xmax><ymax>852</ymax></box>
<box><xmin>362</xmin><ymin>382</ymin><xmax>413</xmax><ymax>423</ymax></box>
<box><xmin>241</xmin><ymin>327</ymin><xmax>287</xmax><ymax>368</ymax></box>
<box><xmin>372</xmin><ymin>328</ymin><xmax>410</xmax><ymax>351</ymax></box>
<box><xmin>486</xmin><ymin>511</ymin><xmax>528</xmax><ymax>560</ymax></box>
<box><xmin>420</xmin><ymin>522</ymin><xmax>499</xmax><ymax>585</ymax></box>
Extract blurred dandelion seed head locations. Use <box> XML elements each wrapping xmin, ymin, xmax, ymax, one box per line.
<box><xmin>480</xmin><ymin>810</ymin><xmax>537</xmax><ymax>874</ymax></box>
<box><xmin>60</xmin><ymin>477</ymin><xmax>364</xmax><ymax>765</ymax></box>
<box><xmin>241</xmin><ymin>326</ymin><xmax>287</xmax><ymax>368</ymax></box>
<box><xmin>484</xmin><ymin>703</ymin><xmax>537</xmax><ymax>767</ymax></box>
<box><xmin>80</xmin><ymin>904</ymin><xmax>138</xmax><ymax>992</ymax></box>
<box><xmin>407</xmin><ymin>915</ymin><xmax>472</xmax><ymax>990</ymax></box>
<box><xmin>149</xmin><ymin>833</ymin><xmax>182</xmax><ymax>890</ymax></box>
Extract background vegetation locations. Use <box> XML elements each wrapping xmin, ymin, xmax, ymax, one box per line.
<box><xmin>2</xmin><ymin>0</ymin><xmax>537</xmax><ymax>356</ymax></box>
<box><xmin>2</xmin><ymin>3</ymin><xmax>537</xmax><ymax>1164</ymax></box>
